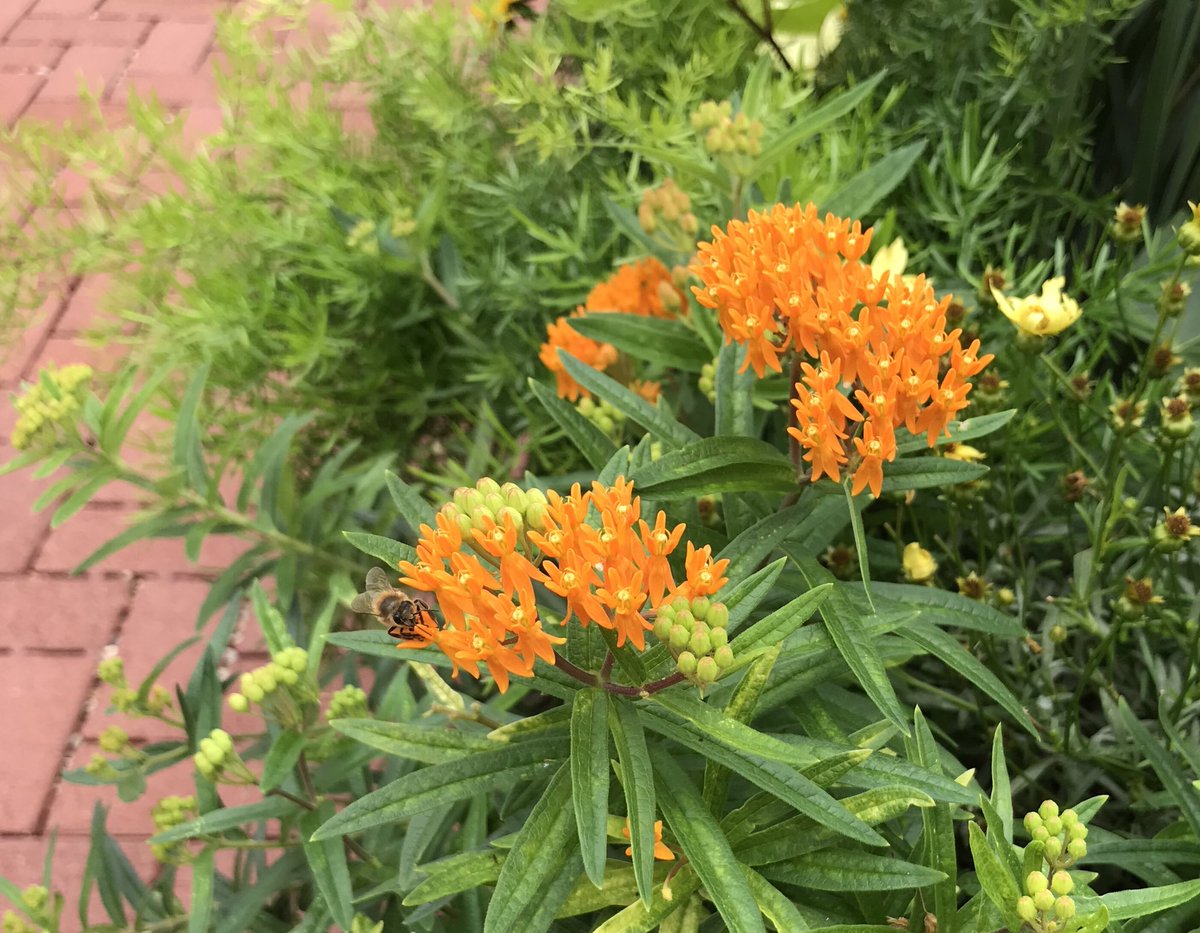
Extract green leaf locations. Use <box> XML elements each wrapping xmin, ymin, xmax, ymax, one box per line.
<box><xmin>759</xmin><ymin>848</ymin><xmax>946</xmax><ymax>891</ymax></box>
<box><xmin>250</xmin><ymin>580</ymin><xmax>291</xmax><ymax>655</ymax></box>
<box><xmin>630</xmin><ymin>437</ymin><xmax>797</xmax><ymax>499</ymax></box>
<box><xmin>384</xmin><ymin>470</ymin><xmax>434</xmax><ymax>531</ymax></box>
<box><xmin>791</xmin><ymin>554</ymin><xmax>908</xmax><ymax>736</ymax></box>
<box><xmin>907</xmin><ymin>709</ymin><xmax>957</xmax><ymax>933</ymax></box>
<box><xmin>85</xmin><ymin>805</ymin><xmax>125</xmax><ymax>927</ymax></box>
<box><xmin>714</xmin><ymin>340</ymin><xmax>755</xmax><ymax>437</ymax></box>
<box><xmin>967</xmin><ymin>822</ymin><xmax>1023</xmax><ymax>932</ymax></box>
<box><xmin>821</xmin><ymin>141</ymin><xmax>927</xmax><ymax>219</ymax></box>
<box><xmin>642</xmin><ymin>706</ymin><xmax>883</xmax><ymax>847</ymax></box>
<box><xmin>724</xmin><ymin>557</ymin><xmax>788</xmax><ymax>635</ymax></box>
<box><xmin>731</xmin><ymin>585</ymin><xmax>833</xmax><ymax>654</ymax></box>
<box><xmin>301</xmin><ymin>806</ymin><xmax>355</xmax><ymax>931</ymax></box>
<box><xmin>857</xmin><ymin>583</ymin><xmax>1024</xmax><ymax>636</ymax></box>
<box><xmin>259</xmin><ymin>730</ymin><xmax>306</xmax><ymax>793</ymax></box>
<box><xmin>1101</xmin><ymin>878</ymin><xmax>1200</xmax><ymax>919</ymax></box>
<box><xmin>527</xmin><ymin>378</ymin><xmax>617</xmax><ymax>470</ymax></box>
<box><xmin>237</xmin><ymin>413</ymin><xmax>312</xmax><ymax>513</ymax></box>
<box><xmin>312</xmin><ymin>739</ymin><xmax>565</xmax><ymax>840</ymax></box>
<box><xmin>607</xmin><ymin>697</ymin><xmax>657</xmax><ymax>907</ymax></box>
<box><xmin>895</xmin><ymin>410</ymin><xmax>1017</xmax><ymax>455</ymax></box>
<box><xmin>187</xmin><ymin>847</ymin><xmax>215</xmax><ymax>933</ymax></box>
<box><xmin>903</xmin><ymin>623</ymin><xmax>1036</xmax><ymax>736</ymax></box>
<box><xmin>744</xmin><ymin>867</ymin><xmax>810</xmax><ymax>931</ymax></box>
<box><xmin>325</xmin><ymin>630</ymin><xmax>448</xmax><ymax>662</ymax></box>
<box><xmin>405</xmin><ymin>849</ymin><xmax>505</xmax><ymax>906</ymax></box>
<box><xmin>485</xmin><ymin>764</ymin><xmax>581</xmax><ymax>933</ymax></box>
<box><xmin>150</xmin><ymin>797</ymin><xmax>298</xmax><ymax>844</ymax></box>
<box><xmin>330</xmin><ymin>717</ymin><xmax>504</xmax><ymax>764</ymax></box>
<box><xmin>50</xmin><ymin>471</ymin><xmax>119</xmax><ymax>528</ymax></box>
<box><xmin>989</xmin><ymin>726</ymin><xmax>1013</xmax><ymax>844</ymax></box>
<box><xmin>654</xmin><ymin>752</ymin><xmax>765</xmax><ymax>933</ymax></box>
<box><xmin>881</xmin><ymin>457</ymin><xmax>988</xmax><ymax>493</ymax></box>
<box><xmin>558</xmin><ymin>350</ymin><xmax>699</xmax><ymax>448</ymax></box>
<box><xmin>752</xmin><ymin>71</ymin><xmax>885</xmax><ymax>171</ymax></box>
<box><xmin>1116</xmin><ymin>697</ymin><xmax>1200</xmax><ymax>836</ymax></box>
<box><xmin>705</xmin><ymin>647</ymin><xmax>780</xmax><ymax>813</ymax></box>
<box><xmin>73</xmin><ymin>512</ymin><xmax>191</xmax><ymax>573</ymax></box>
<box><xmin>717</xmin><ymin>504</ymin><xmax>812</xmax><ymax>589</ymax></box>
<box><xmin>571</xmin><ymin>689</ymin><xmax>610</xmax><ymax>887</ymax></box>
<box><xmin>844</xmin><ymin>481</ymin><xmax>875</xmax><ymax>610</ymax></box>
<box><xmin>1086</xmin><ymin>839</ymin><xmax>1200</xmax><ymax>866</ymax></box>
<box><xmin>173</xmin><ymin>362</ymin><xmax>210</xmax><ymax>493</ymax></box>
<box><xmin>342</xmin><ymin>532</ymin><xmax>417</xmax><ymax>569</ymax></box>
<box><xmin>572</xmin><ymin>313</ymin><xmax>712</xmax><ymax>372</ymax></box>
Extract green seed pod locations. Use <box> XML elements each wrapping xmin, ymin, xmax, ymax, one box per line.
<box><xmin>1033</xmin><ymin>889</ymin><xmax>1055</xmax><ymax>913</ymax></box>
<box><xmin>669</xmin><ymin>625</ymin><xmax>690</xmax><ymax>651</ymax></box>
<box><xmin>713</xmin><ymin>645</ymin><xmax>734</xmax><ymax>669</ymax></box>
<box><xmin>687</xmin><ymin>631</ymin><xmax>712</xmax><ymax>657</ymax></box>
<box><xmin>695</xmin><ymin>656</ymin><xmax>718</xmax><ymax>684</ymax></box>
<box><xmin>1050</xmin><ymin>871</ymin><xmax>1073</xmax><ymax>896</ymax></box>
<box><xmin>1054</xmin><ymin>896</ymin><xmax>1075</xmax><ymax>920</ymax></box>
<box><xmin>676</xmin><ymin>651</ymin><xmax>698</xmax><ymax>675</ymax></box>
<box><xmin>709</xmin><ymin>627</ymin><xmax>728</xmax><ymax>649</ymax></box>
<box><xmin>1026</xmin><ymin>872</ymin><xmax>1049</xmax><ymax>895</ymax></box>
<box><xmin>1016</xmin><ymin>896</ymin><xmax>1038</xmax><ymax>922</ymax></box>
<box><xmin>653</xmin><ymin>618</ymin><xmax>673</xmax><ymax>643</ymax></box>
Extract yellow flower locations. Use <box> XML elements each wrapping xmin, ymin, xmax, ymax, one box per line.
<box><xmin>992</xmin><ymin>277</ymin><xmax>1081</xmax><ymax>336</ymax></box>
<box><xmin>902</xmin><ymin>543</ymin><xmax>937</xmax><ymax>583</ymax></box>
<box><xmin>870</xmin><ymin>237</ymin><xmax>909</xmax><ymax>280</ymax></box>
<box><xmin>943</xmin><ymin>443</ymin><xmax>985</xmax><ymax>463</ymax></box>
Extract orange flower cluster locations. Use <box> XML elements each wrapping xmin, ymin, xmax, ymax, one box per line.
<box><xmin>689</xmin><ymin>203</ymin><xmax>993</xmax><ymax>497</ymax></box>
<box><xmin>396</xmin><ymin>478</ymin><xmax>729</xmax><ymax>691</ymax></box>
<box><xmin>539</xmin><ymin>259</ymin><xmax>685</xmax><ymax>401</ymax></box>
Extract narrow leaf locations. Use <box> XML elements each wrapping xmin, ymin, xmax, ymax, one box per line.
<box><xmin>571</xmin><ymin>689</ymin><xmax>611</xmax><ymax>887</ymax></box>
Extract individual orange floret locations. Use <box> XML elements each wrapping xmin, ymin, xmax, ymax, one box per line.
<box><xmin>538</xmin><ymin>311</ymin><xmax>620</xmax><ymax>401</ymax></box>
<box><xmin>630</xmin><ymin>379</ymin><xmax>662</xmax><ymax>404</ymax></box>
<box><xmin>623</xmin><ymin>819</ymin><xmax>675</xmax><ymax>861</ymax></box>
<box><xmin>851</xmin><ymin>420</ymin><xmax>897</xmax><ymax>498</ymax></box>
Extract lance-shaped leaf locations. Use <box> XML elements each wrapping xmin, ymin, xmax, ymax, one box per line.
<box><xmin>732</xmin><ymin>585</ymin><xmax>833</xmax><ymax>654</ymax></box>
<box><xmin>342</xmin><ymin>532</ymin><xmax>417</xmax><ymax>569</ymax></box>
<box><xmin>528</xmin><ymin>378</ymin><xmax>617</xmax><ymax>470</ymax></box>
<box><xmin>571</xmin><ymin>313</ymin><xmax>712</xmax><ymax>372</ymax></box>
<box><xmin>880</xmin><ymin>457</ymin><xmax>988</xmax><ymax>493</ymax></box>
<box><xmin>571</xmin><ymin>689</ymin><xmax>611</xmax><ymax>887</ymax></box>
<box><xmin>329</xmin><ymin>718</ymin><xmax>498</xmax><ymax>764</ymax></box>
<box><xmin>758</xmin><ymin>849</ymin><xmax>946</xmax><ymax>891</ymax></box>
<box><xmin>1100</xmin><ymin>878</ymin><xmax>1200</xmax><ymax>919</ymax></box>
<box><xmin>967</xmin><ymin>822</ymin><xmax>1023</xmax><ymax>932</ymax></box>
<box><xmin>608</xmin><ymin>697</ymin><xmax>657</xmax><ymax>907</ymax></box>
<box><xmin>404</xmin><ymin>849</ymin><xmax>505</xmax><ymax>906</ymax></box>
<box><xmin>907</xmin><ymin>709</ymin><xmax>957</xmax><ymax>933</ymax></box>
<box><xmin>630</xmin><ymin>437</ymin><xmax>798</xmax><ymax>499</ymax></box>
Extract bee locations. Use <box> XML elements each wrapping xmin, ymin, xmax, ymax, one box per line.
<box><xmin>351</xmin><ymin>567</ymin><xmax>439</xmax><ymax>641</ymax></box>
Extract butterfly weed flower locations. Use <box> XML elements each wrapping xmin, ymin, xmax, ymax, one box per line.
<box><xmin>689</xmin><ymin>203</ymin><xmax>992</xmax><ymax>496</ymax></box>
<box><xmin>395</xmin><ymin>477</ymin><xmax>731</xmax><ymax>692</ymax></box>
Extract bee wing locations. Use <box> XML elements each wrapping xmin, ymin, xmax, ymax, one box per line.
<box><xmin>363</xmin><ymin>566</ymin><xmax>392</xmax><ymax>597</ymax></box>
<box><xmin>350</xmin><ymin>592</ymin><xmax>376</xmax><ymax>614</ymax></box>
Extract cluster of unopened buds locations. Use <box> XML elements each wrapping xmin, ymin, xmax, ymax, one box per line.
<box><xmin>227</xmin><ymin>647</ymin><xmax>315</xmax><ymax>728</ymax></box>
<box><xmin>652</xmin><ymin>595</ymin><xmax>734</xmax><ymax>686</ymax></box>
<box><xmin>1024</xmin><ymin>800</ymin><xmax>1088</xmax><ymax>869</ymax></box>
<box><xmin>96</xmin><ymin>654</ymin><xmax>173</xmax><ymax>721</ymax></box>
<box><xmin>698</xmin><ymin>360</ymin><xmax>717</xmax><ymax>402</ymax></box>
<box><xmin>691</xmin><ymin>100</ymin><xmax>763</xmax><ymax>160</ymax></box>
<box><xmin>446</xmin><ymin>477</ymin><xmax>549</xmax><ymax>537</ymax></box>
<box><xmin>326</xmin><ymin>683</ymin><xmax>370</xmax><ymax>721</ymax></box>
<box><xmin>150</xmin><ymin>795</ymin><xmax>199</xmax><ymax>863</ymax></box>
<box><xmin>2</xmin><ymin>885</ymin><xmax>54</xmax><ymax>933</ymax></box>
<box><xmin>638</xmin><ymin>178</ymin><xmax>699</xmax><ymax>250</ymax></box>
<box><xmin>1016</xmin><ymin>869</ymin><xmax>1076</xmax><ymax>932</ymax></box>
<box><xmin>10</xmin><ymin>363</ymin><xmax>93</xmax><ymax>450</ymax></box>
<box><xmin>1016</xmin><ymin>801</ymin><xmax>1089</xmax><ymax>931</ymax></box>
<box><xmin>194</xmin><ymin>728</ymin><xmax>255</xmax><ymax>784</ymax></box>
<box><xmin>576</xmin><ymin>395</ymin><xmax>627</xmax><ymax>439</ymax></box>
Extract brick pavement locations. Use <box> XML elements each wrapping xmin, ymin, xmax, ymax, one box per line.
<box><xmin>0</xmin><ymin>0</ymin><xmax>386</xmax><ymax>922</ymax></box>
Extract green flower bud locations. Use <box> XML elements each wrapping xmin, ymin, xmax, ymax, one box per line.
<box><xmin>525</xmin><ymin>501</ymin><xmax>548</xmax><ymax>529</ymax></box>
<box><xmin>1060</xmin><ymin>809</ymin><xmax>1079</xmax><ymax>828</ymax></box>
<box><xmin>97</xmin><ymin>656</ymin><xmax>125</xmax><ymax>685</ymax></box>
<box><xmin>1033</xmin><ymin>889</ymin><xmax>1055</xmax><ymax>913</ymax></box>
<box><xmin>244</xmin><ymin>681</ymin><xmax>265</xmax><ymax>704</ymax></box>
<box><xmin>695</xmin><ymin>656</ymin><xmax>718</xmax><ymax>684</ymax></box>
<box><xmin>194</xmin><ymin>752</ymin><xmax>215</xmax><ymax>777</ymax></box>
<box><xmin>1044</xmin><ymin>815</ymin><xmax>1063</xmax><ymax>836</ymax></box>
<box><xmin>709</xmin><ymin>627</ymin><xmax>728</xmax><ymax>649</ymax></box>
<box><xmin>498</xmin><ymin>506</ymin><xmax>525</xmax><ymax>531</ymax></box>
<box><xmin>475</xmin><ymin>477</ymin><xmax>501</xmax><ymax>497</ymax></box>
<box><xmin>255</xmin><ymin>667</ymin><xmax>278</xmax><ymax>693</ymax></box>
<box><xmin>483</xmin><ymin>493</ymin><xmax>506</xmax><ymax>516</ymax></box>
<box><xmin>99</xmin><ymin>725</ymin><xmax>129</xmax><ymax>754</ymax></box>
<box><xmin>687</xmin><ymin>631</ymin><xmax>712</xmax><ymax>657</ymax></box>
<box><xmin>1043</xmin><ymin>836</ymin><xmax>1063</xmax><ymax>861</ymax></box>
<box><xmin>676</xmin><ymin>651</ymin><xmax>698</xmax><ymax>675</ymax></box>
<box><xmin>1054</xmin><ymin>896</ymin><xmax>1075</xmax><ymax>920</ymax></box>
<box><xmin>669</xmin><ymin>625</ymin><xmax>690</xmax><ymax>651</ymax></box>
<box><xmin>278</xmin><ymin>667</ymin><xmax>299</xmax><ymax>686</ymax></box>
<box><xmin>690</xmin><ymin>597</ymin><xmax>711</xmax><ymax>619</ymax></box>
<box><xmin>675</xmin><ymin>610</ymin><xmax>696</xmax><ymax>633</ymax></box>
<box><xmin>713</xmin><ymin>645</ymin><xmax>734</xmax><ymax>669</ymax></box>
<box><xmin>1024</xmin><ymin>811</ymin><xmax>1043</xmax><ymax>835</ymax></box>
<box><xmin>1068</xmin><ymin>822</ymin><xmax>1087</xmax><ymax>841</ymax></box>
<box><xmin>211</xmin><ymin>730</ymin><xmax>233</xmax><ymax>753</ymax></box>
<box><xmin>1051</xmin><ymin>871</ymin><xmax>1073</xmax><ymax>896</ymax></box>
<box><xmin>671</xmin><ymin>597</ymin><xmax>691</xmax><ymax>614</ymax></box>
<box><xmin>708</xmin><ymin>603</ymin><xmax>729</xmax><ymax>629</ymax></box>
<box><xmin>1033</xmin><ymin>825</ymin><xmax>1050</xmax><ymax>842</ymax></box>
<box><xmin>1026</xmin><ymin>872</ymin><xmax>1049</xmax><ymax>895</ymax></box>
<box><xmin>1067</xmin><ymin>838</ymin><xmax>1087</xmax><ymax>861</ymax></box>
<box><xmin>21</xmin><ymin>885</ymin><xmax>48</xmax><ymax>912</ymax></box>
<box><xmin>1016</xmin><ymin>896</ymin><xmax>1038</xmax><ymax>922</ymax></box>
<box><xmin>199</xmin><ymin>738</ymin><xmax>224</xmax><ymax>766</ymax></box>
<box><xmin>1038</xmin><ymin>800</ymin><xmax>1060</xmax><ymax>821</ymax></box>
<box><xmin>653</xmin><ymin>618</ymin><xmax>673</xmax><ymax>643</ymax></box>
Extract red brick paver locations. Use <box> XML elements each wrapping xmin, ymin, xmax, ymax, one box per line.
<box><xmin>0</xmin><ymin>0</ymin><xmax>388</xmax><ymax>918</ymax></box>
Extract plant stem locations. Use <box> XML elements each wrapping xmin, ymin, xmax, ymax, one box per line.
<box><xmin>724</xmin><ymin>0</ymin><xmax>793</xmax><ymax>72</ymax></box>
<box><xmin>553</xmin><ymin>651</ymin><xmax>685</xmax><ymax>697</ymax></box>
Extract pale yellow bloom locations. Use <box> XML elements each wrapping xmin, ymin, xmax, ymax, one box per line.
<box><xmin>991</xmin><ymin>277</ymin><xmax>1081</xmax><ymax>336</ymax></box>
<box><xmin>943</xmin><ymin>443</ymin><xmax>985</xmax><ymax>463</ymax></box>
<box><xmin>869</xmin><ymin>237</ymin><xmax>926</xmax><ymax>288</ymax></box>
<box><xmin>902</xmin><ymin>543</ymin><xmax>937</xmax><ymax>583</ymax></box>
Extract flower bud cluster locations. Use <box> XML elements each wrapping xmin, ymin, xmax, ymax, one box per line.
<box><xmin>10</xmin><ymin>363</ymin><xmax>93</xmax><ymax>450</ymax></box>
<box><xmin>1016</xmin><ymin>868</ymin><xmax>1076</xmax><ymax>932</ymax></box>
<box><xmin>1024</xmin><ymin>800</ymin><xmax>1088</xmax><ymax>870</ymax></box>
<box><xmin>638</xmin><ymin>178</ymin><xmax>698</xmax><ymax>248</ymax></box>
<box><xmin>576</xmin><ymin>395</ymin><xmax>626</xmax><ymax>440</ymax></box>
<box><xmin>98</xmin><ymin>725</ymin><xmax>132</xmax><ymax>756</ymax></box>
<box><xmin>444</xmin><ymin>477</ymin><xmax>551</xmax><ymax>537</ymax></box>
<box><xmin>150</xmin><ymin>795</ymin><xmax>198</xmax><ymax>863</ymax></box>
<box><xmin>2</xmin><ymin>884</ymin><xmax>54</xmax><ymax>933</ymax></box>
<box><xmin>1151</xmin><ymin>507</ymin><xmax>1200</xmax><ymax>553</ymax></box>
<box><xmin>194</xmin><ymin>728</ymin><xmax>254</xmax><ymax>784</ymax></box>
<box><xmin>228</xmin><ymin>648</ymin><xmax>313</xmax><ymax>725</ymax></box>
<box><xmin>345</xmin><ymin>218</ymin><xmax>380</xmax><ymax>256</ymax></box>
<box><xmin>326</xmin><ymin>684</ymin><xmax>370</xmax><ymax>721</ymax></box>
<box><xmin>698</xmin><ymin>361</ymin><xmax>716</xmax><ymax>403</ymax></box>
<box><xmin>96</xmin><ymin>653</ymin><xmax>173</xmax><ymax>722</ymax></box>
<box><xmin>652</xmin><ymin>595</ymin><xmax>734</xmax><ymax>686</ymax></box>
